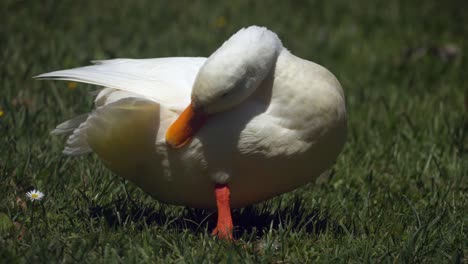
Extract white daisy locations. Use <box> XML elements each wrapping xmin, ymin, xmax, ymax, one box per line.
<box><xmin>26</xmin><ymin>189</ymin><xmax>44</xmax><ymax>201</ymax></box>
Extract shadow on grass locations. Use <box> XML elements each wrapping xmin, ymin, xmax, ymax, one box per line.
<box><xmin>86</xmin><ymin>197</ymin><xmax>342</xmax><ymax>239</ymax></box>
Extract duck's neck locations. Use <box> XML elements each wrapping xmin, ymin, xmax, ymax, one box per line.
<box><xmin>248</xmin><ymin>49</ymin><xmax>295</xmax><ymax>104</ymax></box>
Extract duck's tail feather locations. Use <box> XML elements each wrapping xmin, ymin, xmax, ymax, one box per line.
<box><xmin>50</xmin><ymin>113</ymin><xmax>93</xmax><ymax>156</ymax></box>
<box><xmin>63</xmin><ymin>121</ymin><xmax>93</xmax><ymax>156</ymax></box>
<box><xmin>51</xmin><ymin>114</ymin><xmax>89</xmax><ymax>136</ymax></box>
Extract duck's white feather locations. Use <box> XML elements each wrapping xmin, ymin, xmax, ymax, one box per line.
<box><xmin>36</xmin><ymin>57</ymin><xmax>206</xmax><ymax>110</ymax></box>
<box><xmin>51</xmin><ymin>114</ymin><xmax>89</xmax><ymax>136</ymax></box>
<box><xmin>62</xmin><ymin>118</ymin><xmax>92</xmax><ymax>156</ymax></box>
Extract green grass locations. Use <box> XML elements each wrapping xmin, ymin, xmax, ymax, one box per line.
<box><xmin>1</xmin><ymin>0</ymin><xmax>467</xmax><ymax>262</ymax></box>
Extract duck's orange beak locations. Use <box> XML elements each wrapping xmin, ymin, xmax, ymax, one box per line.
<box><xmin>166</xmin><ymin>103</ymin><xmax>207</xmax><ymax>148</ymax></box>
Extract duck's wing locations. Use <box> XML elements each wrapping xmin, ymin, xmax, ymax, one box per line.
<box><xmin>38</xmin><ymin>57</ymin><xmax>205</xmax><ymax>156</ymax></box>
<box><xmin>35</xmin><ymin>57</ymin><xmax>206</xmax><ymax>110</ymax></box>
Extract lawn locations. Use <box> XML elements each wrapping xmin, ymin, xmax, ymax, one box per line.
<box><xmin>1</xmin><ymin>0</ymin><xmax>467</xmax><ymax>262</ymax></box>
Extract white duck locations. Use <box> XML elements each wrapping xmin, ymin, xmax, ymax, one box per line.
<box><xmin>36</xmin><ymin>26</ymin><xmax>347</xmax><ymax>240</ymax></box>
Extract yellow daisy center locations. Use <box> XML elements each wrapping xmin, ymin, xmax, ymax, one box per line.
<box><xmin>31</xmin><ymin>193</ymin><xmax>39</xmax><ymax>199</ymax></box>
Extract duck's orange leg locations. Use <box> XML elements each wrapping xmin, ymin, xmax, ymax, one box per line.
<box><xmin>212</xmin><ymin>184</ymin><xmax>234</xmax><ymax>240</ymax></box>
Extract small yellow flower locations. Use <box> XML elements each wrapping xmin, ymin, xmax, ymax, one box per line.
<box><xmin>26</xmin><ymin>189</ymin><xmax>44</xmax><ymax>201</ymax></box>
<box><xmin>67</xmin><ymin>82</ymin><xmax>78</xmax><ymax>90</ymax></box>
<box><xmin>0</xmin><ymin>109</ymin><xmax>4</xmax><ymax>117</ymax></box>
<box><xmin>215</xmin><ymin>16</ymin><xmax>227</xmax><ymax>29</ymax></box>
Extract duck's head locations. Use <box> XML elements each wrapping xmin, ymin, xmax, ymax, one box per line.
<box><xmin>166</xmin><ymin>26</ymin><xmax>283</xmax><ymax>148</ymax></box>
